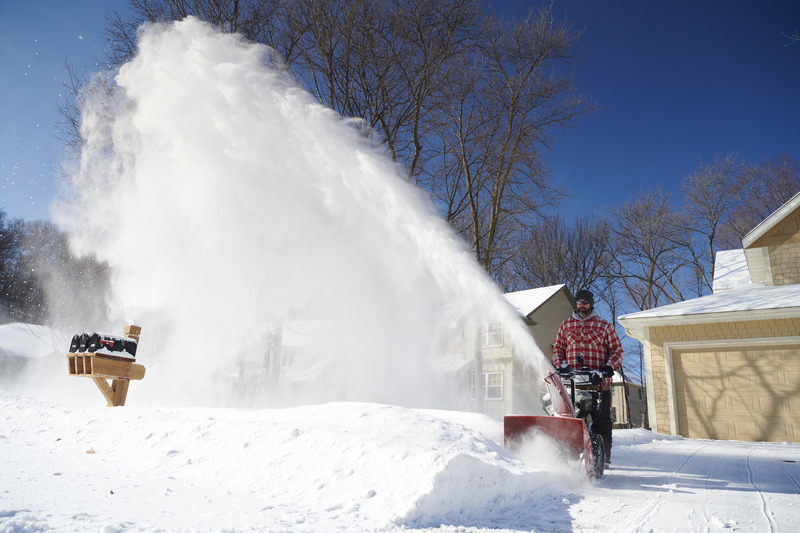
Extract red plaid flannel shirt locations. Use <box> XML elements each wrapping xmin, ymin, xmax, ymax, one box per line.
<box><xmin>552</xmin><ymin>311</ymin><xmax>624</xmax><ymax>386</ymax></box>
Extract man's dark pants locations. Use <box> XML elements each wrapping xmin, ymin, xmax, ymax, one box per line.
<box><xmin>591</xmin><ymin>389</ymin><xmax>613</xmax><ymax>462</ymax></box>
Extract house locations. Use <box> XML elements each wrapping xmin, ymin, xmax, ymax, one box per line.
<box><xmin>233</xmin><ymin>284</ymin><xmax>578</xmax><ymax>420</ymax></box>
<box><xmin>618</xmin><ymin>191</ymin><xmax>800</xmax><ymax>443</ymax></box>
<box><xmin>466</xmin><ymin>284</ymin><xmax>575</xmax><ymax>419</ymax></box>
<box><xmin>610</xmin><ymin>374</ymin><xmax>645</xmax><ymax>429</ymax></box>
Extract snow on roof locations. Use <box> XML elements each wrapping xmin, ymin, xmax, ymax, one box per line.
<box><xmin>504</xmin><ymin>284</ymin><xmax>565</xmax><ymax>317</ymax></box>
<box><xmin>0</xmin><ymin>323</ymin><xmax>68</xmax><ymax>359</ymax></box>
<box><xmin>618</xmin><ymin>284</ymin><xmax>800</xmax><ymax>326</ymax></box>
<box><xmin>712</xmin><ymin>249</ymin><xmax>753</xmax><ymax>292</ymax></box>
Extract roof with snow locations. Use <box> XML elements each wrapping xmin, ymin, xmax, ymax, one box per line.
<box><xmin>712</xmin><ymin>249</ymin><xmax>754</xmax><ymax>292</ymax></box>
<box><xmin>504</xmin><ymin>284</ymin><xmax>566</xmax><ymax>317</ymax></box>
<box><xmin>618</xmin><ymin>284</ymin><xmax>800</xmax><ymax>325</ymax></box>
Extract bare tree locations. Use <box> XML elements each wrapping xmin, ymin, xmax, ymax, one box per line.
<box><xmin>21</xmin><ymin>222</ymin><xmax>111</xmax><ymax>330</ymax></box>
<box><xmin>283</xmin><ymin>0</ymin><xmax>481</xmax><ymax>181</ymax></box>
<box><xmin>609</xmin><ymin>188</ymin><xmax>692</xmax><ymax>311</ymax></box>
<box><xmin>0</xmin><ymin>215</ymin><xmax>111</xmax><ymax>325</ymax></box>
<box><xmin>721</xmin><ymin>153</ymin><xmax>800</xmax><ymax>246</ymax></box>
<box><xmin>680</xmin><ymin>153</ymin><xmax>747</xmax><ymax>292</ymax></box>
<box><xmin>104</xmin><ymin>0</ymin><xmax>286</xmax><ymax>65</ymax></box>
<box><xmin>0</xmin><ymin>211</ymin><xmax>25</xmax><ymax>321</ymax></box>
<box><xmin>430</xmin><ymin>4</ymin><xmax>589</xmax><ymax>277</ymax></box>
<box><xmin>512</xmin><ymin>212</ymin><xmax>611</xmax><ymax>295</ymax></box>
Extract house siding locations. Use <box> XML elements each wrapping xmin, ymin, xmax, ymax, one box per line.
<box><xmin>529</xmin><ymin>296</ymin><xmax>575</xmax><ymax>361</ymax></box>
<box><xmin>646</xmin><ymin>317</ymin><xmax>800</xmax><ymax>435</ymax></box>
<box><xmin>769</xmin><ymin>242</ymin><xmax>800</xmax><ymax>285</ymax></box>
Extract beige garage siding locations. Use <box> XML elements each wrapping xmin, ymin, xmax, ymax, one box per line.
<box><xmin>672</xmin><ymin>345</ymin><xmax>800</xmax><ymax>442</ymax></box>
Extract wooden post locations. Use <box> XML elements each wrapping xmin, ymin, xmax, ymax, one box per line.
<box><xmin>67</xmin><ymin>325</ymin><xmax>146</xmax><ymax>406</ymax></box>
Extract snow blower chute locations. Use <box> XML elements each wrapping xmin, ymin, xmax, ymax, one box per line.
<box><xmin>504</xmin><ymin>357</ymin><xmax>606</xmax><ymax>478</ymax></box>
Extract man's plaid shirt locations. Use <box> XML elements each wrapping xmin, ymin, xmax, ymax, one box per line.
<box><xmin>552</xmin><ymin>310</ymin><xmax>624</xmax><ymax>386</ymax></box>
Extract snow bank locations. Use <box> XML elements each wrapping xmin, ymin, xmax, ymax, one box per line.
<box><xmin>3</xmin><ymin>391</ymin><xmax>800</xmax><ymax>532</ymax></box>
<box><xmin>0</xmin><ymin>393</ymin><xmax>579</xmax><ymax>531</ymax></box>
<box><xmin>0</xmin><ymin>323</ymin><xmax>67</xmax><ymax>359</ymax></box>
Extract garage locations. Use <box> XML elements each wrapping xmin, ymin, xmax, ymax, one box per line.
<box><xmin>671</xmin><ymin>345</ymin><xmax>800</xmax><ymax>442</ymax></box>
<box><xmin>618</xmin><ymin>194</ymin><xmax>800</xmax><ymax>443</ymax></box>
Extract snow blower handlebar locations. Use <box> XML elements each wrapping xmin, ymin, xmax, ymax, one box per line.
<box><xmin>557</xmin><ymin>356</ymin><xmax>604</xmax><ymax>387</ymax></box>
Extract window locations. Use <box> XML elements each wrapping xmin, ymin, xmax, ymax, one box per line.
<box><xmin>485</xmin><ymin>372</ymin><xmax>503</xmax><ymax>399</ymax></box>
<box><xmin>480</xmin><ymin>322</ymin><xmax>504</xmax><ymax>347</ymax></box>
<box><xmin>611</xmin><ymin>406</ymin><xmax>617</xmax><ymax>423</ymax></box>
<box><xmin>471</xmin><ymin>371</ymin><xmax>504</xmax><ymax>400</ymax></box>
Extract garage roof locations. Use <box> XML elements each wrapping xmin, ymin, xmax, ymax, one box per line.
<box><xmin>617</xmin><ymin>284</ymin><xmax>800</xmax><ymax>338</ymax></box>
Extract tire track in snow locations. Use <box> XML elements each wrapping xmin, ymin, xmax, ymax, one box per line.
<box><xmin>746</xmin><ymin>447</ymin><xmax>778</xmax><ymax>533</ymax></box>
<box><xmin>698</xmin><ymin>447</ymin><xmax>725</xmax><ymax>533</ymax></box>
<box><xmin>780</xmin><ymin>461</ymin><xmax>800</xmax><ymax>493</ymax></box>
<box><xmin>618</xmin><ymin>441</ymin><xmax>711</xmax><ymax>532</ymax></box>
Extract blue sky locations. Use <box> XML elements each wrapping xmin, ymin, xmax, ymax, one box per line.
<box><xmin>1</xmin><ymin>0</ymin><xmax>799</xmax><ymax>222</ymax></box>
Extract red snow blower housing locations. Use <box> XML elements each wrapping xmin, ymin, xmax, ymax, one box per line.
<box><xmin>504</xmin><ymin>357</ymin><xmax>607</xmax><ymax>479</ymax></box>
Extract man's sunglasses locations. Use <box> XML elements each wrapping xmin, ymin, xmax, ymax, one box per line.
<box><xmin>576</xmin><ymin>300</ymin><xmax>591</xmax><ymax>305</ymax></box>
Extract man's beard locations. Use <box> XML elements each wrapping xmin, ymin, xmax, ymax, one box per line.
<box><xmin>577</xmin><ymin>307</ymin><xmax>591</xmax><ymax>318</ymax></box>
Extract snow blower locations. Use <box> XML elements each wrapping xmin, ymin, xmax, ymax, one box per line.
<box><xmin>504</xmin><ymin>357</ymin><xmax>607</xmax><ymax>479</ymax></box>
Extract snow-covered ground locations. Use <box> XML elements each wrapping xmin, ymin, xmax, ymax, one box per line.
<box><xmin>2</xmin><ymin>391</ymin><xmax>798</xmax><ymax>532</ymax></box>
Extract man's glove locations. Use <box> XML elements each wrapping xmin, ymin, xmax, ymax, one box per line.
<box><xmin>603</xmin><ymin>365</ymin><xmax>615</xmax><ymax>378</ymax></box>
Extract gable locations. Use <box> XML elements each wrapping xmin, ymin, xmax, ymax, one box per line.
<box><xmin>504</xmin><ymin>284</ymin><xmax>566</xmax><ymax>318</ymax></box>
<box><xmin>736</xmin><ymin>190</ymin><xmax>800</xmax><ymax>286</ymax></box>
<box><xmin>742</xmin><ymin>190</ymin><xmax>800</xmax><ymax>249</ymax></box>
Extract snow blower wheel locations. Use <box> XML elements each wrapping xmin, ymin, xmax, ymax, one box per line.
<box><xmin>591</xmin><ymin>433</ymin><xmax>605</xmax><ymax>478</ymax></box>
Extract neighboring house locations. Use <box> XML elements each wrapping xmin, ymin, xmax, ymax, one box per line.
<box><xmin>610</xmin><ymin>374</ymin><xmax>645</xmax><ymax>429</ymax></box>
<box><xmin>467</xmin><ymin>284</ymin><xmax>575</xmax><ymax>419</ymax></box>
<box><xmin>237</xmin><ymin>285</ymin><xmax>575</xmax><ymax>419</ymax></box>
<box><xmin>618</xmin><ymin>191</ymin><xmax>800</xmax><ymax>443</ymax></box>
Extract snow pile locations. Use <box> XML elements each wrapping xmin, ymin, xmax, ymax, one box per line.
<box><xmin>0</xmin><ymin>392</ymin><xmax>581</xmax><ymax>532</ymax></box>
<box><xmin>2</xmin><ymin>391</ymin><xmax>799</xmax><ymax>532</ymax></box>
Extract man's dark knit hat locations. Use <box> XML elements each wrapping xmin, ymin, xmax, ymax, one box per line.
<box><xmin>575</xmin><ymin>289</ymin><xmax>594</xmax><ymax>305</ymax></box>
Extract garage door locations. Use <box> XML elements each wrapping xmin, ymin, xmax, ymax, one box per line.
<box><xmin>672</xmin><ymin>345</ymin><xmax>800</xmax><ymax>442</ymax></box>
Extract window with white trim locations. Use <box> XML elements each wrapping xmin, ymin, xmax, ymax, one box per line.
<box><xmin>480</xmin><ymin>321</ymin><xmax>504</xmax><ymax>347</ymax></box>
<box><xmin>471</xmin><ymin>371</ymin><xmax>504</xmax><ymax>400</ymax></box>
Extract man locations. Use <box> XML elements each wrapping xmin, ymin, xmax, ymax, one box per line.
<box><xmin>552</xmin><ymin>289</ymin><xmax>623</xmax><ymax>464</ymax></box>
